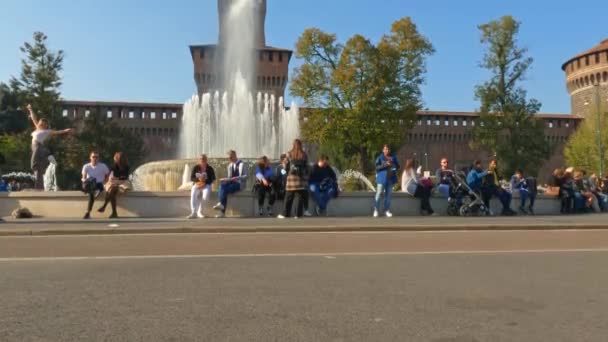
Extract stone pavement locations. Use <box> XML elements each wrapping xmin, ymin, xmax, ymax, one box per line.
<box><xmin>1</xmin><ymin>214</ymin><xmax>608</xmax><ymax>236</ymax></box>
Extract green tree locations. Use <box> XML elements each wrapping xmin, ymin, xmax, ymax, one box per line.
<box><xmin>9</xmin><ymin>32</ymin><xmax>65</xmax><ymax>126</ymax></box>
<box><xmin>0</xmin><ymin>83</ymin><xmax>28</xmax><ymax>134</ymax></box>
<box><xmin>291</xmin><ymin>18</ymin><xmax>434</xmax><ymax>172</ymax></box>
<box><xmin>564</xmin><ymin>101</ymin><xmax>608</xmax><ymax>174</ymax></box>
<box><xmin>471</xmin><ymin>16</ymin><xmax>550</xmax><ymax>177</ymax></box>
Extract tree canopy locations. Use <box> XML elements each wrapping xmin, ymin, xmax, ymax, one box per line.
<box><xmin>290</xmin><ymin>18</ymin><xmax>434</xmax><ymax>172</ymax></box>
<box><xmin>471</xmin><ymin>16</ymin><xmax>550</xmax><ymax>177</ymax></box>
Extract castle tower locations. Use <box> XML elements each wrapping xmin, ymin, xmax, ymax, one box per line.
<box><xmin>562</xmin><ymin>39</ymin><xmax>608</xmax><ymax>116</ymax></box>
<box><xmin>189</xmin><ymin>0</ymin><xmax>292</xmax><ymax>100</ymax></box>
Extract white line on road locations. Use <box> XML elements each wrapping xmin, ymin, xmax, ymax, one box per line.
<box><xmin>2</xmin><ymin>248</ymin><xmax>608</xmax><ymax>262</ymax></box>
<box><xmin>3</xmin><ymin>228</ymin><xmax>608</xmax><ymax>239</ymax></box>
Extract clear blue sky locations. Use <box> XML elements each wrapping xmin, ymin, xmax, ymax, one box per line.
<box><xmin>1</xmin><ymin>0</ymin><xmax>606</xmax><ymax>114</ymax></box>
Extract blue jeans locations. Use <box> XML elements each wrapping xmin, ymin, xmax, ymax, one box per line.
<box><xmin>309</xmin><ymin>183</ymin><xmax>334</xmax><ymax>211</ymax></box>
<box><xmin>218</xmin><ymin>181</ymin><xmax>242</xmax><ymax>213</ymax></box>
<box><xmin>437</xmin><ymin>184</ymin><xmax>450</xmax><ymax>198</ymax></box>
<box><xmin>519</xmin><ymin>189</ymin><xmax>536</xmax><ymax>208</ymax></box>
<box><xmin>375</xmin><ymin>183</ymin><xmax>392</xmax><ymax>211</ymax></box>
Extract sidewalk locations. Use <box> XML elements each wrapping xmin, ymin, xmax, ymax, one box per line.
<box><xmin>1</xmin><ymin>215</ymin><xmax>608</xmax><ymax>236</ymax></box>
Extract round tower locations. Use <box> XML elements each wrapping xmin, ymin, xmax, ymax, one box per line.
<box><xmin>562</xmin><ymin>39</ymin><xmax>608</xmax><ymax>116</ymax></box>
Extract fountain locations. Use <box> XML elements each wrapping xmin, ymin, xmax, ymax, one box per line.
<box><xmin>133</xmin><ymin>0</ymin><xmax>300</xmax><ymax>191</ymax></box>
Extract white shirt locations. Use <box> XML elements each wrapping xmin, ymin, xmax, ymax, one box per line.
<box><xmin>401</xmin><ymin>168</ymin><xmax>419</xmax><ymax>195</ymax></box>
<box><xmin>31</xmin><ymin>129</ymin><xmax>52</xmax><ymax>145</ymax></box>
<box><xmin>82</xmin><ymin>162</ymin><xmax>110</xmax><ymax>183</ymax></box>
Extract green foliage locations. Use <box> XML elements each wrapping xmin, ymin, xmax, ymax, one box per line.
<box><xmin>0</xmin><ymin>83</ymin><xmax>28</xmax><ymax>134</ymax></box>
<box><xmin>564</xmin><ymin>103</ymin><xmax>608</xmax><ymax>174</ymax></box>
<box><xmin>9</xmin><ymin>32</ymin><xmax>66</xmax><ymax>127</ymax></box>
<box><xmin>0</xmin><ymin>133</ymin><xmax>30</xmax><ymax>172</ymax></box>
<box><xmin>291</xmin><ymin>18</ymin><xmax>434</xmax><ymax>173</ymax></box>
<box><xmin>471</xmin><ymin>16</ymin><xmax>550</xmax><ymax>177</ymax></box>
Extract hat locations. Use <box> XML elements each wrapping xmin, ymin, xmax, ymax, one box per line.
<box><xmin>565</xmin><ymin>167</ymin><xmax>574</xmax><ymax>173</ymax></box>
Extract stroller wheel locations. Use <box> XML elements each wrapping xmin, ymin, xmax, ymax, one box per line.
<box><xmin>459</xmin><ymin>206</ymin><xmax>472</xmax><ymax>217</ymax></box>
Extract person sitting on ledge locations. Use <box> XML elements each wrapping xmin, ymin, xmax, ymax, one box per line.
<box><xmin>98</xmin><ymin>152</ymin><xmax>133</xmax><ymax>219</ymax></box>
<box><xmin>188</xmin><ymin>154</ymin><xmax>216</xmax><ymax>219</ymax></box>
<box><xmin>510</xmin><ymin>169</ymin><xmax>536</xmax><ymax>215</ymax></box>
<box><xmin>309</xmin><ymin>155</ymin><xmax>338</xmax><ymax>216</ymax></box>
<box><xmin>435</xmin><ymin>157</ymin><xmax>454</xmax><ymax>200</ymax></box>
<box><xmin>213</xmin><ymin>150</ymin><xmax>247</xmax><ymax>218</ymax></box>
<box><xmin>481</xmin><ymin>159</ymin><xmax>515</xmax><ymax>216</ymax></box>
<box><xmin>402</xmin><ymin>159</ymin><xmax>435</xmax><ymax>216</ymax></box>
<box><xmin>81</xmin><ymin>151</ymin><xmax>110</xmax><ymax>220</ymax></box>
<box><xmin>254</xmin><ymin>156</ymin><xmax>276</xmax><ymax>216</ymax></box>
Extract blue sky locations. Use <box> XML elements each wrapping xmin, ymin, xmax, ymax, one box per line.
<box><xmin>0</xmin><ymin>0</ymin><xmax>606</xmax><ymax>114</ymax></box>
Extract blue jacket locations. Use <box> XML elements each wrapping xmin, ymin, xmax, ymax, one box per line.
<box><xmin>375</xmin><ymin>153</ymin><xmax>400</xmax><ymax>185</ymax></box>
<box><xmin>467</xmin><ymin>169</ymin><xmax>488</xmax><ymax>192</ymax></box>
<box><xmin>255</xmin><ymin>166</ymin><xmax>274</xmax><ymax>182</ymax></box>
<box><xmin>510</xmin><ymin>175</ymin><xmax>529</xmax><ymax>192</ymax></box>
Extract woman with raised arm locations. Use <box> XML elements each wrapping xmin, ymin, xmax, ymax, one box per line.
<box><xmin>26</xmin><ymin>104</ymin><xmax>72</xmax><ymax>190</ymax></box>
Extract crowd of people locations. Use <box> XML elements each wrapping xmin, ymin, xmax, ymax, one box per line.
<box><xmin>11</xmin><ymin>105</ymin><xmax>608</xmax><ymax>219</ymax></box>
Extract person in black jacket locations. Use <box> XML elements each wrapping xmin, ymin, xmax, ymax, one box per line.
<box><xmin>188</xmin><ymin>154</ymin><xmax>216</xmax><ymax>219</ymax></box>
<box><xmin>98</xmin><ymin>152</ymin><xmax>133</xmax><ymax>218</ymax></box>
<box><xmin>481</xmin><ymin>159</ymin><xmax>515</xmax><ymax>216</ymax></box>
<box><xmin>309</xmin><ymin>155</ymin><xmax>337</xmax><ymax>216</ymax></box>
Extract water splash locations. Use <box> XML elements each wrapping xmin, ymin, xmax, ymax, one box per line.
<box><xmin>338</xmin><ymin>169</ymin><xmax>376</xmax><ymax>192</ymax></box>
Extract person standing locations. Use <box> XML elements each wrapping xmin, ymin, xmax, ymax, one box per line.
<box><xmin>97</xmin><ymin>152</ymin><xmax>133</xmax><ymax>219</ymax></box>
<box><xmin>188</xmin><ymin>154</ymin><xmax>216</xmax><ymax>219</ymax></box>
<box><xmin>278</xmin><ymin>139</ymin><xmax>309</xmax><ymax>219</ymax></box>
<box><xmin>254</xmin><ymin>156</ymin><xmax>276</xmax><ymax>216</ymax></box>
<box><xmin>81</xmin><ymin>151</ymin><xmax>110</xmax><ymax>219</ymax></box>
<box><xmin>26</xmin><ymin>104</ymin><xmax>72</xmax><ymax>190</ymax></box>
<box><xmin>213</xmin><ymin>150</ymin><xmax>247</xmax><ymax>218</ymax></box>
<box><xmin>374</xmin><ymin>144</ymin><xmax>400</xmax><ymax>218</ymax></box>
<box><xmin>309</xmin><ymin>155</ymin><xmax>338</xmax><ymax>216</ymax></box>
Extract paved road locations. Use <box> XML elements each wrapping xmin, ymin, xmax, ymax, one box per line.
<box><xmin>2</xmin><ymin>214</ymin><xmax>608</xmax><ymax>236</ymax></box>
<box><xmin>2</xmin><ymin>230</ymin><xmax>608</xmax><ymax>341</ymax></box>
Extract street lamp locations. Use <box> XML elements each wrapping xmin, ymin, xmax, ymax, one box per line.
<box><xmin>424</xmin><ymin>152</ymin><xmax>429</xmax><ymax>172</ymax></box>
<box><xmin>584</xmin><ymin>84</ymin><xmax>604</xmax><ymax>176</ymax></box>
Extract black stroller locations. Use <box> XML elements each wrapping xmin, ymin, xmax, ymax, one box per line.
<box><xmin>447</xmin><ymin>172</ymin><xmax>491</xmax><ymax>216</ymax></box>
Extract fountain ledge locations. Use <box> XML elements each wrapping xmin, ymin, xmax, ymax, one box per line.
<box><xmin>0</xmin><ymin>191</ymin><xmax>562</xmax><ymax>218</ymax></box>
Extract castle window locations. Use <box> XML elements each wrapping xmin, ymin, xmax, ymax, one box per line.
<box><xmin>596</xmin><ymin>53</ymin><xmax>600</xmax><ymax>64</ymax></box>
<box><xmin>172</xmin><ymin>112</ymin><xmax>177</xmax><ymax>119</ymax></box>
<box><xmin>565</xmin><ymin>121</ymin><xmax>570</xmax><ymax>128</ymax></box>
<box><xmin>107</xmin><ymin>110</ymin><xmax>112</xmax><ymax>119</ymax></box>
<box><xmin>435</xmin><ymin>117</ymin><xmax>440</xmax><ymax>126</ymax></box>
<box><xmin>462</xmin><ymin>119</ymin><xmax>467</xmax><ymax>127</ymax></box>
<box><xmin>585</xmin><ymin>56</ymin><xmax>589</xmax><ymax>66</ymax></box>
<box><xmin>577</xmin><ymin>59</ymin><xmax>581</xmax><ymax>68</ymax></box>
<box><xmin>162</xmin><ymin>112</ymin><xmax>167</xmax><ymax>120</ymax></box>
<box><xmin>279</xmin><ymin>52</ymin><xmax>283</xmax><ymax>62</ymax></box>
<box><xmin>548</xmin><ymin>121</ymin><xmax>554</xmax><ymax>128</ymax></box>
<box><xmin>426</xmin><ymin>118</ymin><xmax>431</xmax><ymax>126</ymax></box>
<box><xmin>282</xmin><ymin>76</ymin><xmax>287</xmax><ymax>86</ymax></box>
<box><xmin>129</xmin><ymin>111</ymin><xmax>134</xmax><ymax>119</ymax></box>
<box><xmin>417</xmin><ymin>119</ymin><xmax>422</xmax><ymax>126</ymax></box>
<box><xmin>62</xmin><ymin>109</ymin><xmax>68</xmax><ymax>117</ymax></box>
<box><xmin>444</xmin><ymin>119</ymin><xmax>449</xmax><ymax>126</ymax></box>
<box><xmin>150</xmin><ymin>112</ymin><xmax>156</xmax><ymax>119</ymax></box>
<box><xmin>85</xmin><ymin>110</ymin><xmax>90</xmax><ymax>118</ymax></box>
<box><xmin>269</xmin><ymin>51</ymin><xmax>274</xmax><ymax>62</ymax></box>
<box><xmin>453</xmin><ymin>119</ymin><xmax>458</xmax><ymax>127</ymax></box>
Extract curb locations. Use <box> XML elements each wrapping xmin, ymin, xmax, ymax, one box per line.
<box><xmin>2</xmin><ymin>223</ymin><xmax>608</xmax><ymax>236</ymax></box>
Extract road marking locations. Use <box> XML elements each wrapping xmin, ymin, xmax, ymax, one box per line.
<box><xmin>3</xmin><ymin>228</ymin><xmax>608</xmax><ymax>239</ymax></box>
<box><xmin>2</xmin><ymin>248</ymin><xmax>608</xmax><ymax>262</ymax></box>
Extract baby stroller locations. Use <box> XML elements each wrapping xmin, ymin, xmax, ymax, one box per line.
<box><xmin>447</xmin><ymin>171</ymin><xmax>491</xmax><ymax>216</ymax></box>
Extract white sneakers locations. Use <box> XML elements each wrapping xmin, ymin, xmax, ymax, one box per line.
<box><xmin>213</xmin><ymin>203</ymin><xmax>225</xmax><ymax>211</ymax></box>
<box><xmin>277</xmin><ymin>214</ymin><xmax>286</xmax><ymax>219</ymax></box>
<box><xmin>373</xmin><ymin>209</ymin><xmax>393</xmax><ymax>218</ymax></box>
<box><xmin>303</xmin><ymin>210</ymin><xmax>313</xmax><ymax>217</ymax></box>
<box><xmin>187</xmin><ymin>212</ymin><xmax>206</xmax><ymax>219</ymax></box>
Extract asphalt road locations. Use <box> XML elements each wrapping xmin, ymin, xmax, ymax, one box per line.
<box><xmin>1</xmin><ymin>230</ymin><xmax>608</xmax><ymax>341</ymax></box>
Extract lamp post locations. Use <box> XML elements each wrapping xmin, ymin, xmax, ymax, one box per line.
<box><xmin>424</xmin><ymin>152</ymin><xmax>429</xmax><ymax>172</ymax></box>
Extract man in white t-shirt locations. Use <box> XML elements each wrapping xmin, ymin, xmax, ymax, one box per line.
<box><xmin>81</xmin><ymin>151</ymin><xmax>110</xmax><ymax>219</ymax></box>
